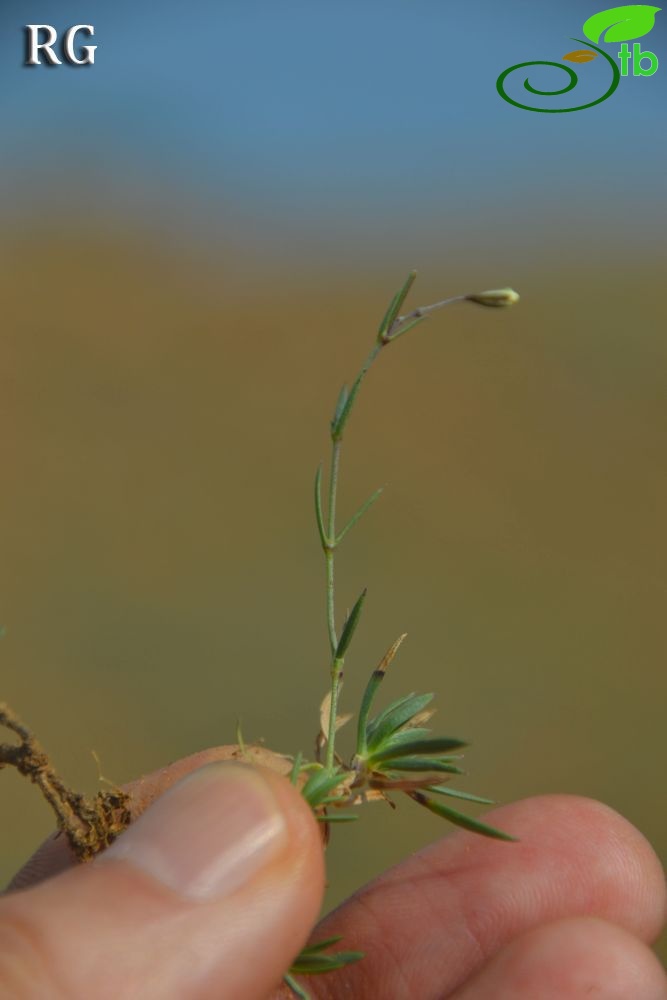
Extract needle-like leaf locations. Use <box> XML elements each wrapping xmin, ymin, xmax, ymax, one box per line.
<box><xmin>377</xmin><ymin>270</ymin><xmax>417</xmax><ymax>338</ymax></box>
<box><xmin>372</xmin><ymin>735</ymin><xmax>466</xmax><ymax>762</ymax></box>
<box><xmin>336</xmin><ymin>486</ymin><xmax>384</xmax><ymax>545</ymax></box>
<box><xmin>410</xmin><ymin>790</ymin><xmax>516</xmax><ymax>841</ymax></box>
<box><xmin>355</xmin><ymin>634</ymin><xmax>408</xmax><ymax>756</ymax></box>
<box><xmin>384</xmin><ymin>314</ymin><xmax>427</xmax><ymax>343</ymax></box>
<box><xmin>366</xmin><ymin>692</ymin><xmax>434</xmax><ymax>749</ymax></box>
<box><xmin>284</xmin><ymin>973</ymin><xmax>310</xmax><ymax>999</ymax></box>
<box><xmin>289</xmin><ymin>751</ymin><xmax>303</xmax><ymax>786</ymax></box>
<box><xmin>375</xmin><ymin>756</ymin><xmax>465</xmax><ymax>775</ymax></box>
<box><xmin>314</xmin><ymin>464</ymin><xmax>328</xmax><ymax>550</ymax></box>
<box><xmin>316</xmin><ymin>812</ymin><xmax>359</xmax><ymax>823</ymax></box>
<box><xmin>302</xmin><ymin>768</ymin><xmax>346</xmax><ymax>808</ymax></box>
<box><xmin>426</xmin><ymin>784</ymin><xmax>495</xmax><ymax>805</ymax></box>
<box><xmin>290</xmin><ymin>949</ymin><xmax>365</xmax><ymax>974</ymax></box>
<box><xmin>299</xmin><ymin>937</ymin><xmax>345</xmax><ymax>955</ymax></box>
<box><xmin>331</xmin><ymin>384</ymin><xmax>349</xmax><ymax>431</ymax></box>
<box><xmin>335</xmin><ymin>588</ymin><xmax>367</xmax><ymax>659</ymax></box>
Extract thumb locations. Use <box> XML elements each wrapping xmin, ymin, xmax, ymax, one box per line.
<box><xmin>0</xmin><ymin>762</ymin><xmax>325</xmax><ymax>999</ymax></box>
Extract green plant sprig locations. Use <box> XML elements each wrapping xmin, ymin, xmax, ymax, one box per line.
<box><xmin>285</xmin><ymin>937</ymin><xmax>364</xmax><ymax>999</ymax></box>
<box><xmin>286</xmin><ymin>273</ymin><xmax>519</xmax><ymax>998</ymax></box>
<box><xmin>315</xmin><ymin>274</ymin><xmax>519</xmax><ymax>773</ymax></box>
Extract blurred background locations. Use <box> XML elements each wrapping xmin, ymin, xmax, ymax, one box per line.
<box><xmin>1</xmin><ymin>0</ymin><xmax>666</xmax><ymax>964</ymax></box>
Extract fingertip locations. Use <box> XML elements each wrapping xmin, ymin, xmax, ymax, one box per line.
<box><xmin>251</xmin><ymin>763</ymin><xmax>327</xmax><ymax>899</ymax></box>
<box><xmin>472</xmin><ymin>794</ymin><xmax>667</xmax><ymax>943</ymax></box>
<box><xmin>451</xmin><ymin>916</ymin><xmax>667</xmax><ymax>1000</ymax></box>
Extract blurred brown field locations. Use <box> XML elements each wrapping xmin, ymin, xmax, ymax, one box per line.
<box><xmin>1</xmin><ymin>221</ymin><xmax>665</xmax><ymax>960</ymax></box>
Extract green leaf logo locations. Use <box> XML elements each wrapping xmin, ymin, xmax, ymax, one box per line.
<box><xmin>583</xmin><ymin>4</ymin><xmax>661</xmax><ymax>43</ymax></box>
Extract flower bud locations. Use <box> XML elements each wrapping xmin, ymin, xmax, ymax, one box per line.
<box><xmin>465</xmin><ymin>288</ymin><xmax>520</xmax><ymax>308</ymax></box>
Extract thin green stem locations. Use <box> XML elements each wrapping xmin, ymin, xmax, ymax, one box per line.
<box><xmin>390</xmin><ymin>294</ymin><xmax>465</xmax><ymax>335</ymax></box>
<box><xmin>323</xmin><ymin>342</ymin><xmax>384</xmax><ymax>769</ymax></box>
<box><xmin>327</xmin><ymin>441</ymin><xmax>341</xmax><ymax>539</ymax></box>
<box><xmin>284</xmin><ymin>973</ymin><xmax>310</xmax><ymax>999</ymax></box>
<box><xmin>318</xmin><ymin>275</ymin><xmax>480</xmax><ymax>772</ymax></box>
<box><xmin>326</xmin><ymin>655</ymin><xmax>344</xmax><ymax>770</ymax></box>
<box><xmin>325</xmin><ymin>548</ymin><xmax>336</xmax><ymax>656</ymax></box>
<box><xmin>325</xmin><ymin>438</ymin><xmax>341</xmax><ymax>656</ymax></box>
<box><xmin>332</xmin><ymin>343</ymin><xmax>382</xmax><ymax>441</ymax></box>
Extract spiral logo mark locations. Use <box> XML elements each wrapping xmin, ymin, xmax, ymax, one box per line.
<box><xmin>496</xmin><ymin>39</ymin><xmax>620</xmax><ymax>113</ymax></box>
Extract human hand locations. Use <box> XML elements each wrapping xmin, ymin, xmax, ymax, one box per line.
<box><xmin>2</xmin><ymin>753</ymin><xmax>665</xmax><ymax>999</ymax></box>
<box><xmin>300</xmin><ymin>793</ymin><xmax>666</xmax><ymax>1000</ymax></box>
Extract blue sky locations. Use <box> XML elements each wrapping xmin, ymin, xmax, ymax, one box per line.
<box><xmin>1</xmin><ymin>1</ymin><xmax>665</xmax><ymax>251</ymax></box>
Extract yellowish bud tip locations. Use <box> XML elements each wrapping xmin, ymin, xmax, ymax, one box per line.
<box><xmin>465</xmin><ymin>288</ymin><xmax>520</xmax><ymax>308</ymax></box>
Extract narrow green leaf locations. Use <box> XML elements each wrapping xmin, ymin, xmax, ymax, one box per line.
<box><xmin>377</xmin><ymin>290</ymin><xmax>402</xmax><ymax>338</ymax></box>
<box><xmin>302</xmin><ymin>769</ymin><xmax>345</xmax><ymax>808</ymax></box>
<box><xmin>355</xmin><ymin>633</ymin><xmax>408</xmax><ymax>757</ymax></box>
<box><xmin>411</xmin><ymin>792</ymin><xmax>516</xmax><ymax>841</ymax></box>
<box><xmin>290</xmin><ymin>950</ymin><xmax>365</xmax><ymax>974</ymax></box>
<box><xmin>426</xmin><ymin>784</ymin><xmax>495</xmax><ymax>805</ymax></box>
<box><xmin>335</xmin><ymin>588</ymin><xmax>367</xmax><ymax>659</ymax></box>
<box><xmin>355</xmin><ymin>670</ymin><xmax>386</xmax><ymax>756</ymax></box>
<box><xmin>316</xmin><ymin>812</ymin><xmax>359</xmax><ymax>823</ymax></box>
<box><xmin>365</xmin><ymin>691</ymin><xmax>416</xmax><ymax>741</ymax></box>
<box><xmin>372</xmin><ymin>734</ymin><xmax>466</xmax><ymax>762</ymax></box>
<box><xmin>289</xmin><ymin>751</ymin><xmax>303</xmax><ymax>786</ymax></box>
<box><xmin>330</xmin><ymin>340</ymin><xmax>383</xmax><ymax>441</ymax></box>
<box><xmin>375</xmin><ymin>756</ymin><xmax>465</xmax><ymax>775</ymax></box>
<box><xmin>372</xmin><ymin>725</ymin><xmax>433</xmax><ymax>750</ymax></box>
<box><xmin>314</xmin><ymin>464</ymin><xmax>328</xmax><ymax>550</ymax></box>
<box><xmin>336</xmin><ymin>485</ymin><xmax>384</xmax><ymax>545</ymax></box>
<box><xmin>299</xmin><ymin>937</ymin><xmax>344</xmax><ymax>955</ymax></box>
<box><xmin>284</xmin><ymin>972</ymin><xmax>311</xmax><ymax>999</ymax></box>
<box><xmin>378</xmin><ymin>270</ymin><xmax>417</xmax><ymax>338</ymax></box>
<box><xmin>331</xmin><ymin>377</ymin><xmax>357</xmax><ymax>440</ymax></box>
<box><xmin>366</xmin><ymin>692</ymin><xmax>434</xmax><ymax>749</ymax></box>
<box><xmin>385</xmin><ymin>314</ymin><xmax>427</xmax><ymax>343</ymax></box>
<box><xmin>331</xmin><ymin>384</ymin><xmax>349</xmax><ymax>430</ymax></box>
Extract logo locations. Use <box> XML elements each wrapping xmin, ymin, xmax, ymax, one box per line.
<box><xmin>497</xmin><ymin>4</ymin><xmax>660</xmax><ymax>112</ymax></box>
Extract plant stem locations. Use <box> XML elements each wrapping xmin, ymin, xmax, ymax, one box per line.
<box><xmin>284</xmin><ymin>973</ymin><xmax>310</xmax><ymax>999</ymax></box>
<box><xmin>325</xmin><ymin>438</ymin><xmax>341</xmax><ymax>656</ymax></box>
<box><xmin>323</xmin><ymin>342</ymin><xmax>384</xmax><ymax>770</ymax></box>
<box><xmin>325</xmin><ymin>655</ymin><xmax>344</xmax><ymax>770</ymax></box>
<box><xmin>319</xmin><ymin>276</ymin><xmax>501</xmax><ymax>771</ymax></box>
<box><xmin>394</xmin><ymin>294</ymin><xmax>465</xmax><ymax>329</ymax></box>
